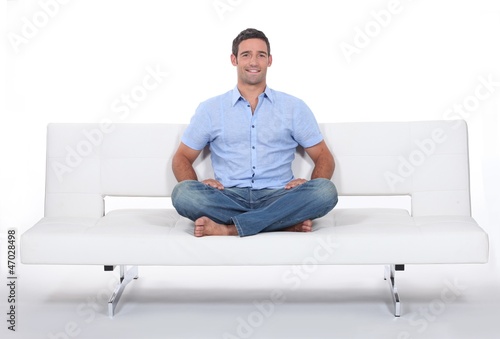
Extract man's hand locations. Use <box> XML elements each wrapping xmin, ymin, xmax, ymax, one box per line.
<box><xmin>285</xmin><ymin>178</ymin><xmax>307</xmax><ymax>190</ymax></box>
<box><xmin>202</xmin><ymin>179</ymin><xmax>225</xmax><ymax>190</ymax></box>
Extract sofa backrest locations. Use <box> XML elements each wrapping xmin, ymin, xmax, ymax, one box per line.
<box><xmin>44</xmin><ymin>121</ymin><xmax>471</xmax><ymax>218</ymax></box>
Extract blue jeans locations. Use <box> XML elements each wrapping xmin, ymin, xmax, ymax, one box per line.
<box><xmin>171</xmin><ymin>178</ymin><xmax>338</xmax><ymax>237</ymax></box>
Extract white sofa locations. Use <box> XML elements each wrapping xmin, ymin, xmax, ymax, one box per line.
<box><xmin>20</xmin><ymin>121</ymin><xmax>489</xmax><ymax>317</ymax></box>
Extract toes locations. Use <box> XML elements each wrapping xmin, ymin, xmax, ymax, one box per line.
<box><xmin>194</xmin><ymin>218</ymin><xmax>205</xmax><ymax>237</ymax></box>
<box><xmin>194</xmin><ymin>226</ymin><xmax>203</xmax><ymax>237</ymax></box>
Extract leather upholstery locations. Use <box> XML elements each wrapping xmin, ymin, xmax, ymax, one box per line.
<box><xmin>21</xmin><ymin>121</ymin><xmax>489</xmax><ymax>265</ymax></box>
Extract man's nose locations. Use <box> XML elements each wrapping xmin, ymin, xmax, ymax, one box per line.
<box><xmin>249</xmin><ymin>55</ymin><xmax>258</xmax><ymax>65</ymax></box>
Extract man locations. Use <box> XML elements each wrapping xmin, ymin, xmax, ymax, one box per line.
<box><xmin>171</xmin><ymin>28</ymin><xmax>338</xmax><ymax>237</ymax></box>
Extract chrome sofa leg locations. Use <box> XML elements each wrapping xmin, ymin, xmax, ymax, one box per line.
<box><xmin>107</xmin><ymin>265</ymin><xmax>139</xmax><ymax>318</ymax></box>
<box><xmin>384</xmin><ymin>264</ymin><xmax>404</xmax><ymax>317</ymax></box>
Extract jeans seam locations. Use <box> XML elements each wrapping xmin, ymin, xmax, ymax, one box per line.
<box><xmin>232</xmin><ymin>217</ymin><xmax>244</xmax><ymax>237</ymax></box>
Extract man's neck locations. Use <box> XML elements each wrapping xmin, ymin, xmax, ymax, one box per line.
<box><xmin>237</xmin><ymin>82</ymin><xmax>267</xmax><ymax>103</ymax></box>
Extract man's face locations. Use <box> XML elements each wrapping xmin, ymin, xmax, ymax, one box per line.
<box><xmin>231</xmin><ymin>38</ymin><xmax>272</xmax><ymax>87</ymax></box>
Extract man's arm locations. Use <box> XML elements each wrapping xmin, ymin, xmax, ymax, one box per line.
<box><xmin>285</xmin><ymin>140</ymin><xmax>334</xmax><ymax>189</ymax></box>
<box><xmin>172</xmin><ymin>142</ymin><xmax>225</xmax><ymax>190</ymax></box>
<box><xmin>172</xmin><ymin>142</ymin><xmax>202</xmax><ymax>182</ymax></box>
<box><xmin>306</xmin><ymin>140</ymin><xmax>335</xmax><ymax>180</ymax></box>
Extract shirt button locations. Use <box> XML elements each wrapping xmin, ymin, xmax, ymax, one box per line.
<box><xmin>252</xmin><ymin>146</ymin><xmax>255</xmax><ymax>149</ymax></box>
<box><xmin>252</xmin><ymin>125</ymin><xmax>255</xmax><ymax>128</ymax></box>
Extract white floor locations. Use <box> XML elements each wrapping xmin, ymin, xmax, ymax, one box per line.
<box><xmin>5</xmin><ymin>261</ymin><xmax>500</xmax><ymax>339</ymax></box>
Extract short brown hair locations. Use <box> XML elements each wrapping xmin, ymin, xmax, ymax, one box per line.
<box><xmin>232</xmin><ymin>28</ymin><xmax>271</xmax><ymax>57</ymax></box>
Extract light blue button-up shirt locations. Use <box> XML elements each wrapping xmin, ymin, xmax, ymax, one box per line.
<box><xmin>182</xmin><ymin>86</ymin><xmax>323</xmax><ymax>189</ymax></box>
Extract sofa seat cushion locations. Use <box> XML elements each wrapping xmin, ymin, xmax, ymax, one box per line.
<box><xmin>21</xmin><ymin>208</ymin><xmax>488</xmax><ymax>265</ymax></box>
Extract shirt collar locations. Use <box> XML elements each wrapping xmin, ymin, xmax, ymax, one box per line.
<box><xmin>231</xmin><ymin>86</ymin><xmax>274</xmax><ymax>106</ymax></box>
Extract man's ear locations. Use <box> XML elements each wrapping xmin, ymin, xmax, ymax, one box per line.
<box><xmin>231</xmin><ymin>54</ymin><xmax>238</xmax><ymax>66</ymax></box>
<box><xmin>268</xmin><ymin>54</ymin><xmax>273</xmax><ymax>67</ymax></box>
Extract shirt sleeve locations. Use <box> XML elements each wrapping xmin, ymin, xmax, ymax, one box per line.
<box><xmin>292</xmin><ymin>99</ymin><xmax>324</xmax><ymax>148</ymax></box>
<box><xmin>181</xmin><ymin>103</ymin><xmax>212</xmax><ymax>151</ymax></box>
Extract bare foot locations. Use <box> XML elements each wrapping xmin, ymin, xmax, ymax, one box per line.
<box><xmin>282</xmin><ymin>219</ymin><xmax>313</xmax><ymax>233</ymax></box>
<box><xmin>194</xmin><ymin>217</ymin><xmax>238</xmax><ymax>237</ymax></box>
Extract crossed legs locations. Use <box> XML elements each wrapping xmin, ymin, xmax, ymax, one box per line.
<box><xmin>172</xmin><ymin>179</ymin><xmax>337</xmax><ymax>237</ymax></box>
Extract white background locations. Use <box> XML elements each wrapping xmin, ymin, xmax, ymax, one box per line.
<box><xmin>1</xmin><ymin>0</ymin><xmax>500</xmax><ymax>338</ymax></box>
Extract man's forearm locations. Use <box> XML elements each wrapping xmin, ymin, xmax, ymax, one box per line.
<box><xmin>311</xmin><ymin>155</ymin><xmax>335</xmax><ymax>180</ymax></box>
<box><xmin>172</xmin><ymin>156</ymin><xmax>198</xmax><ymax>182</ymax></box>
